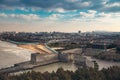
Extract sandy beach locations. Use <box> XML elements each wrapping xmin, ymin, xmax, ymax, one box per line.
<box><xmin>0</xmin><ymin>40</ymin><xmax>34</xmax><ymax>69</ymax></box>
<box><xmin>18</xmin><ymin>44</ymin><xmax>53</xmax><ymax>54</ymax></box>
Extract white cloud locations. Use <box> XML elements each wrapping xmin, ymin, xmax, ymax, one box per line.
<box><xmin>71</xmin><ymin>10</ymin><xmax>120</xmax><ymax>27</ymax></box>
<box><xmin>0</xmin><ymin>13</ymin><xmax>40</xmax><ymax>21</ymax></box>
<box><xmin>54</xmin><ymin>8</ymin><xmax>65</xmax><ymax>13</ymax></box>
<box><xmin>105</xmin><ymin>2</ymin><xmax>120</xmax><ymax>8</ymax></box>
<box><xmin>101</xmin><ymin>0</ymin><xmax>108</xmax><ymax>5</ymax></box>
<box><xmin>97</xmin><ymin>12</ymin><xmax>111</xmax><ymax>17</ymax></box>
<box><xmin>0</xmin><ymin>13</ymin><xmax>7</xmax><ymax>17</ymax></box>
<box><xmin>80</xmin><ymin>10</ymin><xmax>97</xmax><ymax>18</ymax></box>
<box><xmin>75</xmin><ymin>1</ymin><xmax>91</xmax><ymax>8</ymax></box>
<box><xmin>48</xmin><ymin>14</ymin><xmax>62</xmax><ymax>20</ymax></box>
<box><xmin>88</xmin><ymin>10</ymin><xmax>97</xmax><ymax>14</ymax></box>
<box><xmin>19</xmin><ymin>7</ymin><xmax>29</xmax><ymax>12</ymax></box>
<box><xmin>0</xmin><ymin>12</ymin><xmax>120</xmax><ymax>32</ymax></box>
<box><xmin>48</xmin><ymin>8</ymin><xmax>65</xmax><ymax>13</ymax></box>
<box><xmin>18</xmin><ymin>14</ymin><xmax>40</xmax><ymax>20</ymax></box>
<box><xmin>66</xmin><ymin>0</ymin><xmax>79</xmax><ymax>2</ymax></box>
<box><xmin>0</xmin><ymin>0</ymin><xmax>120</xmax><ymax>13</ymax></box>
<box><xmin>82</xmin><ymin>1</ymin><xmax>91</xmax><ymax>7</ymax></box>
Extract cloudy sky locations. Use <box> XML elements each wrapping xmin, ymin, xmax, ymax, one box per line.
<box><xmin>0</xmin><ymin>0</ymin><xmax>120</xmax><ymax>32</ymax></box>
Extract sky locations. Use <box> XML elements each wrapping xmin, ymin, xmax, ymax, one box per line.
<box><xmin>0</xmin><ymin>0</ymin><xmax>120</xmax><ymax>32</ymax></box>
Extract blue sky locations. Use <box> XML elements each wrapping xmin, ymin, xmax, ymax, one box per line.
<box><xmin>0</xmin><ymin>0</ymin><xmax>120</xmax><ymax>32</ymax></box>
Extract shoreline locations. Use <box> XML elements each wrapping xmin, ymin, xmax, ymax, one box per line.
<box><xmin>0</xmin><ymin>40</ymin><xmax>34</xmax><ymax>69</ymax></box>
<box><xmin>4</xmin><ymin>40</ymin><xmax>40</xmax><ymax>45</ymax></box>
<box><xmin>0</xmin><ymin>40</ymin><xmax>60</xmax><ymax>74</ymax></box>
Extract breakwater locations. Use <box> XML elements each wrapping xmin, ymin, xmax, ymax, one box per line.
<box><xmin>0</xmin><ymin>59</ymin><xmax>59</xmax><ymax>73</ymax></box>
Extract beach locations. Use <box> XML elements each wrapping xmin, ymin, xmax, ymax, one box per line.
<box><xmin>0</xmin><ymin>40</ymin><xmax>34</xmax><ymax>69</ymax></box>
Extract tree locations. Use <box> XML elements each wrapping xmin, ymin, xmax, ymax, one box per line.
<box><xmin>93</xmin><ymin>61</ymin><xmax>99</xmax><ymax>71</ymax></box>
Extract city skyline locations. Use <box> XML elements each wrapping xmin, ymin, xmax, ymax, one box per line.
<box><xmin>0</xmin><ymin>0</ymin><xmax>120</xmax><ymax>32</ymax></box>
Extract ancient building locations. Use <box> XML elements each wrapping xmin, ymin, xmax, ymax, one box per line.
<box><xmin>30</xmin><ymin>48</ymin><xmax>94</xmax><ymax>68</ymax></box>
<box><xmin>58</xmin><ymin>53</ymin><xmax>74</xmax><ymax>62</ymax></box>
<box><xmin>60</xmin><ymin>48</ymin><xmax>94</xmax><ymax>68</ymax></box>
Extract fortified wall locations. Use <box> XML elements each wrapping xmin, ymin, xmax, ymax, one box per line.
<box><xmin>31</xmin><ymin>53</ymin><xmax>58</xmax><ymax>64</ymax></box>
<box><xmin>30</xmin><ymin>48</ymin><xmax>94</xmax><ymax>68</ymax></box>
<box><xmin>0</xmin><ymin>46</ymin><xmax>94</xmax><ymax>73</ymax></box>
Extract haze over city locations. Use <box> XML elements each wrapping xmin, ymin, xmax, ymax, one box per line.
<box><xmin>0</xmin><ymin>0</ymin><xmax>120</xmax><ymax>32</ymax></box>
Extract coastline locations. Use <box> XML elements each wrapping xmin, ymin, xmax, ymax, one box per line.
<box><xmin>0</xmin><ymin>40</ymin><xmax>33</xmax><ymax>69</ymax></box>
<box><xmin>0</xmin><ymin>40</ymin><xmax>60</xmax><ymax>74</ymax></box>
<box><xmin>0</xmin><ymin>40</ymin><xmax>120</xmax><ymax>74</ymax></box>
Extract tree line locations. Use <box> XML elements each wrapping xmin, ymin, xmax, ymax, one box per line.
<box><xmin>0</xmin><ymin>66</ymin><xmax>120</xmax><ymax>80</ymax></box>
